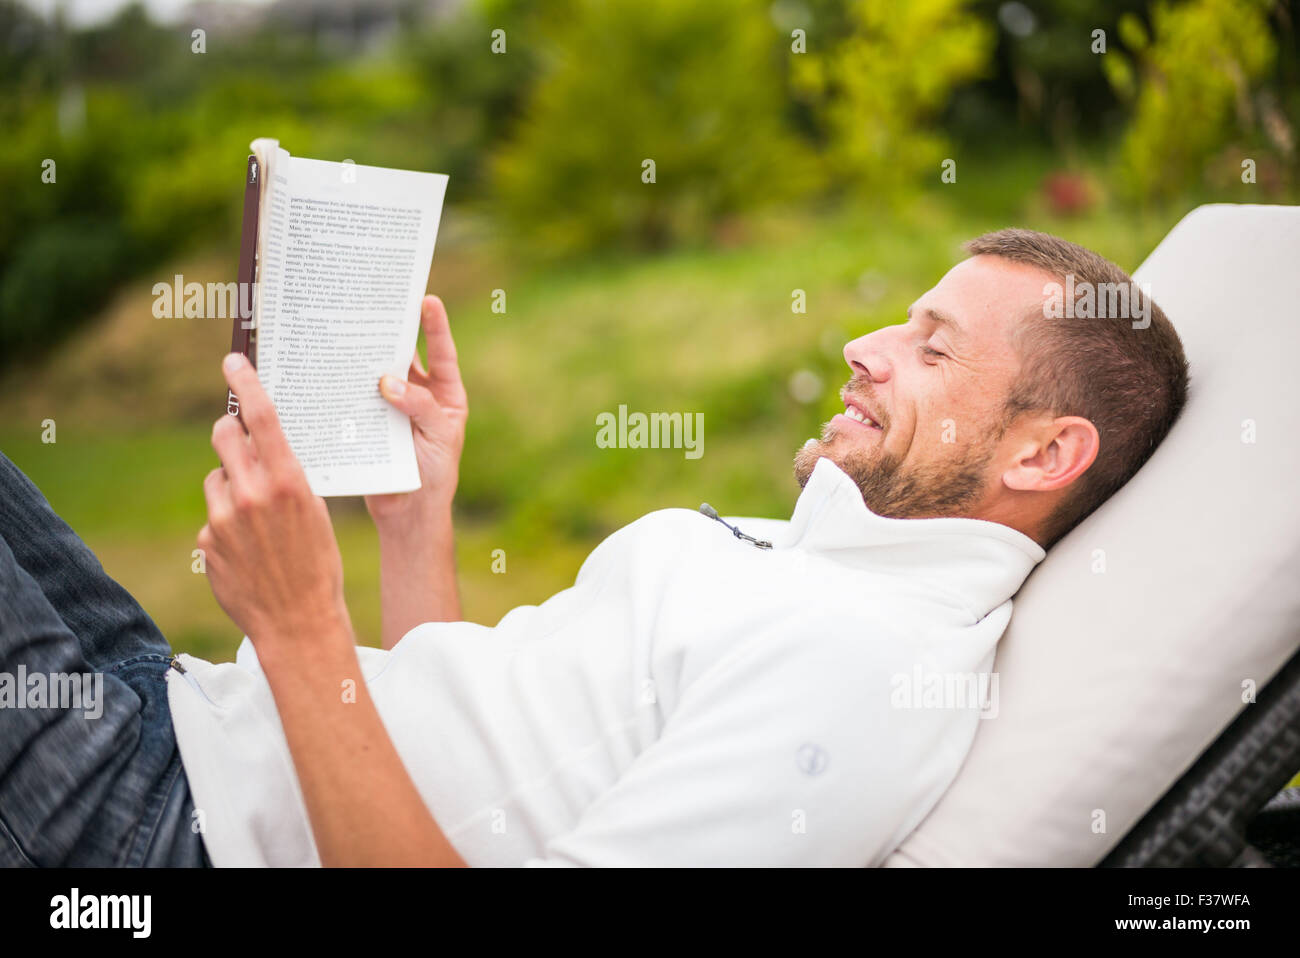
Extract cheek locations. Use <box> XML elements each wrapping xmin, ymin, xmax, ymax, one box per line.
<box><xmin>916</xmin><ymin>389</ymin><xmax>978</xmax><ymax>454</ymax></box>
<box><xmin>898</xmin><ymin>373</ymin><xmax>978</xmax><ymax>458</ymax></box>
<box><xmin>911</xmin><ymin>390</ymin><xmax>947</xmax><ymax>444</ymax></box>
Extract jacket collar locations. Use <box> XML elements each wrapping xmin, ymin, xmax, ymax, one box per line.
<box><xmin>777</xmin><ymin>457</ymin><xmax>1047</xmax><ymax>619</ymax></box>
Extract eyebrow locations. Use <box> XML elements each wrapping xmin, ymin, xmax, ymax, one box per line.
<box><xmin>907</xmin><ymin>305</ymin><xmax>967</xmax><ymax>342</ymax></box>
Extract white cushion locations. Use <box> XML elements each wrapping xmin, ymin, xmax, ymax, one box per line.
<box><xmin>885</xmin><ymin>204</ymin><xmax>1300</xmax><ymax>867</ymax></box>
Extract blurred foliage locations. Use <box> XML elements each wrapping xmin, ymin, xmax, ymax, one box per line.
<box><xmin>0</xmin><ymin>0</ymin><xmax>529</xmax><ymax>362</ymax></box>
<box><xmin>0</xmin><ymin>0</ymin><xmax>1297</xmax><ymax>362</ymax></box>
<box><xmin>1106</xmin><ymin>0</ymin><xmax>1291</xmax><ymax>200</ymax></box>
<box><xmin>792</xmin><ymin>0</ymin><xmax>993</xmax><ymax>201</ymax></box>
<box><xmin>491</xmin><ymin>0</ymin><xmax>820</xmax><ymax>255</ymax></box>
<box><xmin>959</xmin><ymin>0</ymin><xmax>1151</xmax><ymax>151</ymax></box>
<box><xmin>403</xmin><ymin>0</ymin><xmax>539</xmax><ymax>195</ymax></box>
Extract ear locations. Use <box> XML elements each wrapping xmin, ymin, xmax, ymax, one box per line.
<box><xmin>1001</xmin><ymin>416</ymin><xmax>1099</xmax><ymax>493</ymax></box>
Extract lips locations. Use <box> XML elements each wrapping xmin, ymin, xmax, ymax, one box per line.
<box><xmin>842</xmin><ymin>402</ymin><xmax>879</xmax><ymax>426</ymax></box>
<box><xmin>838</xmin><ymin>399</ymin><xmax>882</xmax><ymax>432</ymax></box>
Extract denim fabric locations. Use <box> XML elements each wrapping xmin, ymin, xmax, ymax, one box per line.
<box><xmin>0</xmin><ymin>451</ymin><xmax>209</xmax><ymax>867</ymax></box>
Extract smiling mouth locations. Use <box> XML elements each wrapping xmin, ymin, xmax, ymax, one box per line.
<box><xmin>837</xmin><ymin>401</ymin><xmax>883</xmax><ymax>431</ymax></box>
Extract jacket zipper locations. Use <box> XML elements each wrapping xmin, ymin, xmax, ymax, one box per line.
<box><xmin>698</xmin><ymin>503</ymin><xmax>773</xmax><ymax>549</ymax></box>
<box><xmin>167</xmin><ymin>654</ymin><xmax>220</xmax><ymax>707</ymax></box>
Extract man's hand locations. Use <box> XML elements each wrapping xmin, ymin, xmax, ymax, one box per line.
<box><xmin>366</xmin><ymin>294</ymin><xmax>468</xmax><ymax>524</ymax></box>
<box><xmin>199</xmin><ymin>352</ymin><xmax>466</xmax><ymax>866</ymax></box>
<box><xmin>199</xmin><ymin>352</ymin><xmax>352</xmax><ymax>659</ymax></box>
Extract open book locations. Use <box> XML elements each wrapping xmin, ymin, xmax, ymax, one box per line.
<box><xmin>227</xmin><ymin>138</ymin><xmax>449</xmax><ymax>497</ymax></box>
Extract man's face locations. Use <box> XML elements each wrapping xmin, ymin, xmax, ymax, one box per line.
<box><xmin>794</xmin><ymin>255</ymin><xmax>1048</xmax><ymax>519</ymax></box>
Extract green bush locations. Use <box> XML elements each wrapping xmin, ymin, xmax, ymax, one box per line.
<box><xmin>1107</xmin><ymin>0</ymin><xmax>1279</xmax><ymax>201</ymax></box>
<box><xmin>491</xmin><ymin>0</ymin><xmax>819</xmax><ymax>256</ymax></box>
<box><xmin>0</xmin><ymin>217</ymin><xmax>129</xmax><ymax>357</ymax></box>
<box><xmin>792</xmin><ymin>0</ymin><xmax>994</xmax><ymax>201</ymax></box>
<box><xmin>402</xmin><ymin>2</ymin><xmax>540</xmax><ymax>195</ymax></box>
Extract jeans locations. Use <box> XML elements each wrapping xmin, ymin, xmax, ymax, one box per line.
<box><xmin>0</xmin><ymin>451</ymin><xmax>209</xmax><ymax>866</ymax></box>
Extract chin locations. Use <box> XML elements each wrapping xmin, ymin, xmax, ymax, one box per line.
<box><xmin>794</xmin><ymin>437</ymin><xmax>843</xmax><ymax>488</ymax></box>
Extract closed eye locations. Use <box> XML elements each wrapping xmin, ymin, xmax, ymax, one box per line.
<box><xmin>920</xmin><ymin>345</ymin><xmax>948</xmax><ymax>361</ymax></box>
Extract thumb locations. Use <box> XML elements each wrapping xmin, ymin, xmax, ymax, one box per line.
<box><xmin>379</xmin><ymin>375</ymin><xmax>446</xmax><ymax>436</ymax></box>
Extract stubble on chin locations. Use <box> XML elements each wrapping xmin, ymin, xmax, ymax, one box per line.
<box><xmin>795</xmin><ymin>421</ymin><xmax>844</xmax><ymax>487</ymax></box>
<box><xmin>792</xmin><ymin>421</ymin><xmax>992</xmax><ymax>520</ymax></box>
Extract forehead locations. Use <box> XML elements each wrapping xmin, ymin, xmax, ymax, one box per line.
<box><xmin>912</xmin><ymin>254</ymin><xmax>1054</xmax><ymax>354</ymax></box>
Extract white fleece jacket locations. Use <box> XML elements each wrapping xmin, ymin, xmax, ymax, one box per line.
<box><xmin>165</xmin><ymin>457</ymin><xmax>1045</xmax><ymax>866</ymax></box>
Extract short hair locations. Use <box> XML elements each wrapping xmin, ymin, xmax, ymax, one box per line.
<box><xmin>965</xmin><ymin>228</ymin><xmax>1190</xmax><ymax>549</ymax></box>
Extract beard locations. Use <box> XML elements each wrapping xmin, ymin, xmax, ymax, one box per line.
<box><xmin>793</xmin><ymin>417</ymin><xmax>995</xmax><ymax>520</ymax></box>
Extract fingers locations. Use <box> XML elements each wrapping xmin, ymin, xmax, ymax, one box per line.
<box><xmin>419</xmin><ymin>296</ymin><xmax>467</xmax><ymax>406</ymax></box>
<box><xmin>202</xmin><ymin>466</ymin><xmax>232</xmax><ymax>527</ymax></box>
<box><xmin>379</xmin><ymin>374</ymin><xmax>446</xmax><ymax>437</ymax></box>
<box><xmin>395</xmin><ymin>298</ymin><xmax>441</xmax><ymax>389</ymax></box>
<box><xmin>221</xmin><ymin>353</ymin><xmax>295</xmax><ymax>472</ymax></box>
<box><xmin>212</xmin><ymin>412</ymin><xmax>255</xmax><ymax>483</ymax></box>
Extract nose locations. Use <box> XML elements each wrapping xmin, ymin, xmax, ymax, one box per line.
<box><xmin>843</xmin><ymin>328</ymin><xmax>894</xmax><ymax>384</ymax></box>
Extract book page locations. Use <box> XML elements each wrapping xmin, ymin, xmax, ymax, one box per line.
<box><xmin>253</xmin><ymin>150</ymin><xmax>448</xmax><ymax>496</ymax></box>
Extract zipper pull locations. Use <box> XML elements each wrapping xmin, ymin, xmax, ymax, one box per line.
<box><xmin>699</xmin><ymin>503</ymin><xmax>773</xmax><ymax>550</ymax></box>
<box><xmin>168</xmin><ymin>654</ymin><xmax>188</xmax><ymax>674</ymax></box>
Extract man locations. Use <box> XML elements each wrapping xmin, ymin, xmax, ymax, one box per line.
<box><xmin>0</xmin><ymin>229</ymin><xmax>1188</xmax><ymax>867</ymax></box>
